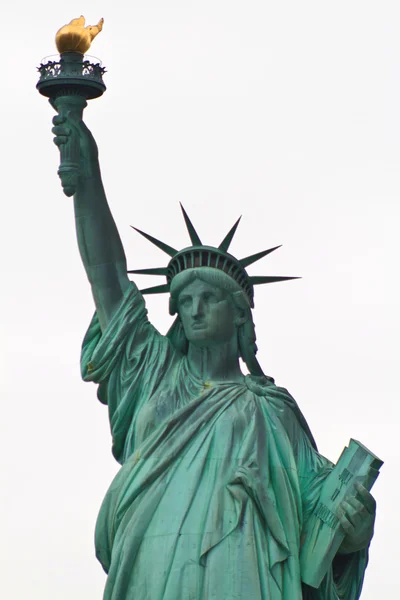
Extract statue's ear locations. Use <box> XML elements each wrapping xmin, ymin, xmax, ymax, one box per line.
<box><xmin>234</xmin><ymin>310</ymin><xmax>247</xmax><ymax>327</ymax></box>
<box><xmin>231</xmin><ymin>290</ymin><xmax>249</xmax><ymax>309</ymax></box>
<box><xmin>231</xmin><ymin>290</ymin><xmax>250</xmax><ymax>326</ymax></box>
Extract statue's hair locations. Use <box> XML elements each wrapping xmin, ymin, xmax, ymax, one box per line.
<box><xmin>166</xmin><ymin>268</ymin><xmax>264</xmax><ymax>376</ymax></box>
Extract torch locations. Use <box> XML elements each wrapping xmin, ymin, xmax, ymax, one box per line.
<box><xmin>37</xmin><ymin>16</ymin><xmax>106</xmax><ymax>197</ymax></box>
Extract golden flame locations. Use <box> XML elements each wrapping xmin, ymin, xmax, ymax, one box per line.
<box><xmin>55</xmin><ymin>16</ymin><xmax>104</xmax><ymax>54</ymax></box>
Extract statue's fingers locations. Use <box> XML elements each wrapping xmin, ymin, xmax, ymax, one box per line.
<box><xmin>53</xmin><ymin>135</ymin><xmax>69</xmax><ymax>147</ymax></box>
<box><xmin>52</xmin><ymin>114</ymin><xmax>66</xmax><ymax>126</ymax></box>
<box><xmin>62</xmin><ymin>114</ymin><xmax>86</xmax><ymax>140</ymax></box>
<box><xmin>341</xmin><ymin>499</ymin><xmax>362</xmax><ymax>529</ymax></box>
<box><xmin>345</xmin><ymin>495</ymin><xmax>367</xmax><ymax>516</ymax></box>
<box><xmin>337</xmin><ymin>508</ymin><xmax>354</xmax><ymax>535</ymax></box>
<box><xmin>355</xmin><ymin>482</ymin><xmax>376</xmax><ymax>514</ymax></box>
<box><xmin>52</xmin><ymin>125</ymin><xmax>71</xmax><ymax>137</ymax></box>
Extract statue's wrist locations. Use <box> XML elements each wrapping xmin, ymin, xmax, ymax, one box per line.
<box><xmin>81</xmin><ymin>156</ymin><xmax>101</xmax><ymax>180</ymax></box>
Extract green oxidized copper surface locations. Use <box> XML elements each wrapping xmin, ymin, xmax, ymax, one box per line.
<box><xmin>38</xmin><ymin>22</ymin><xmax>382</xmax><ymax>600</ymax></box>
<box><xmin>37</xmin><ymin>51</ymin><xmax>106</xmax><ymax>100</ymax></box>
<box><xmin>128</xmin><ymin>205</ymin><xmax>297</xmax><ymax>306</ymax></box>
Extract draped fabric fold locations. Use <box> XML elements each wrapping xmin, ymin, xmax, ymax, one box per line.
<box><xmin>81</xmin><ymin>283</ymin><xmax>369</xmax><ymax>599</ymax></box>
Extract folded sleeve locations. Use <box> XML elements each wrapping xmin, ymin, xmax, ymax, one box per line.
<box><xmin>81</xmin><ymin>282</ymin><xmax>175</xmax><ymax>462</ymax></box>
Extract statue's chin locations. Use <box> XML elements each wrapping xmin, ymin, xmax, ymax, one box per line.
<box><xmin>186</xmin><ymin>330</ymin><xmax>212</xmax><ymax>347</ymax></box>
<box><xmin>186</xmin><ymin>334</ymin><xmax>231</xmax><ymax>350</ymax></box>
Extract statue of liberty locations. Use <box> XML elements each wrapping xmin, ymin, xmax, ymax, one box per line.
<box><xmin>50</xmin><ymin>106</ymin><xmax>377</xmax><ymax>600</ymax></box>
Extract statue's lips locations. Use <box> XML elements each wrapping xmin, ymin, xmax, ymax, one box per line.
<box><xmin>191</xmin><ymin>322</ymin><xmax>207</xmax><ymax>330</ymax></box>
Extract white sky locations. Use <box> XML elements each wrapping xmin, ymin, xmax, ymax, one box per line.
<box><xmin>1</xmin><ymin>1</ymin><xmax>398</xmax><ymax>598</ymax></box>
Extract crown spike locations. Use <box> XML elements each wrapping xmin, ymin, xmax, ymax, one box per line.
<box><xmin>218</xmin><ymin>216</ymin><xmax>242</xmax><ymax>252</ymax></box>
<box><xmin>180</xmin><ymin>204</ymin><xmax>202</xmax><ymax>246</ymax></box>
<box><xmin>249</xmin><ymin>276</ymin><xmax>300</xmax><ymax>285</ymax></box>
<box><xmin>239</xmin><ymin>245</ymin><xmax>282</xmax><ymax>268</ymax></box>
<box><xmin>140</xmin><ymin>284</ymin><xmax>170</xmax><ymax>295</ymax></box>
<box><xmin>131</xmin><ymin>226</ymin><xmax>177</xmax><ymax>257</ymax></box>
<box><xmin>127</xmin><ymin>267</ymin><xmax>168</xmax><ymax>276</ymax></box>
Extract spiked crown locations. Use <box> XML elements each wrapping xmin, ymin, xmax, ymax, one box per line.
<box><xmin>128</xmin><ymin>205</ymin><xmax>298</xmax><ymax>308</ymax></box>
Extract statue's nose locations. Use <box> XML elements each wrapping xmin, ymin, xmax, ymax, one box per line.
<box><xmin>191</xmin><ymin>297</ymin><xmax>204</xmax><ymax>318</ymax></box>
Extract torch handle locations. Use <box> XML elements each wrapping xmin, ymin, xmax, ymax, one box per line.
<box><xmin>52</xmin><ymin>95</ymin><xmax>88</xmax><ymax>197</ymax></box>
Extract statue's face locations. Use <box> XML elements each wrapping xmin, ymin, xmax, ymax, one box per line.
<box><xmin>177</xmin><ymin>279</ymin><xmax>237</xmax><ymax>347</ymax></box>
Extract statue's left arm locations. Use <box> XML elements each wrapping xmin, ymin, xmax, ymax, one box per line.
<box><xmin>294</xmin><ymin>429</ymin><xmax>373</xmax><ymax>599</ymax></box>
<box><xmin>270</xmin><ymin>385</ymin><xmax>374</xmax><ymax>599</ymax></box>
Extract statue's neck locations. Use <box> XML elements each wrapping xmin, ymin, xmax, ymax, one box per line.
<box><xmin>187</xmin><ymin>339</ymin><xmax>244</xmax><ymax>383</ymax></box>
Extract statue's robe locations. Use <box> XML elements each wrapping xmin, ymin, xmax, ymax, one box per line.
<box><xmin>82</xmin><ymin>284</ymin><xmax>369</xmax><ymax>600</ymax></box>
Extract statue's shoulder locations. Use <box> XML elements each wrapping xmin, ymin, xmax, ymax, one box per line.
<box><xmin>245</xmin><ymin>375</ymin><xmax>318</xmax><ymax>450</ymax></box>
<box><xmin>245</xmin><ymin>374</ymin><xmax>294</xmax><ymax>407</ymax></box>
<box><xmin>245</xmin><ymin>375</ymin><xmax>296</xmax><ymax>424</ymax></box>
<box><xmin>244</xmin><ymin>373</ymin><xmax>276</xmax><ymax>395</ymax></box>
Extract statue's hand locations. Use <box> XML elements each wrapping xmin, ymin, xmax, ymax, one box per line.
<box><xmin>337</xmin><ymin>481</ymin><xmax>376</xmax><ymax>554</ymax></box>
<box><xmin>52</xmin><ymin>110</ymin><xmax>99</xmax><ymax>191</ymax></box>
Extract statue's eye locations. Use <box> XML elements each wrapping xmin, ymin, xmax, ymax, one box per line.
<box><xmin>203</xmin><ymin>292</ymin><xmax>217</xmax><ymax>303</ymax></box>
<box><xmin>179</xmin><ymin>296</ymin><xmax>191</xmax><ymax>309</ymax></box>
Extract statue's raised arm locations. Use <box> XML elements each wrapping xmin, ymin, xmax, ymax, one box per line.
<box><xmin>36</xmin><ymin>16</ymin><xmax>129</xmax><ymax>330</ymax></box>
<box><xmin>52</xmin><ymin>109</ymin><xmax>130</xmax><ymax>330</ymax></box>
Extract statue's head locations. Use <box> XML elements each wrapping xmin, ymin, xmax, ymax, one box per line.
<box><xmin>128</xmin><ymin>205</ymin><xmax>298</xmax><ymax>376</ymax></box>
<box><xmin>167</xmin><ymin>267</ymin><xmax>263</xmax><ymax>375</ymax></box>
<box><xmin>170</xmin><ymin>268</ymin><xmax>248</xmax><ymax>343</ymax></box>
